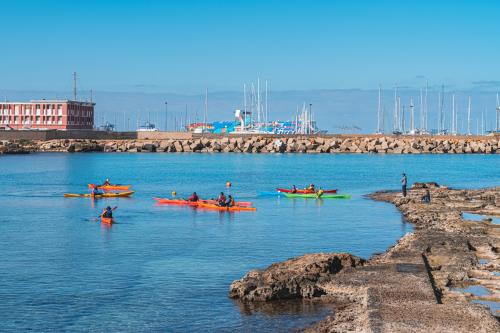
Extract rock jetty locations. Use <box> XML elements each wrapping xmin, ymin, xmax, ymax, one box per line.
<box><xmin>229</xmin><ymin>183</ymin><xmax>500</xmax><ymax>332</ymax></box>
<box><xmin>0</xmin><ymin>135</ymin><xmax>499</xmax><ymax>154</ymax></box>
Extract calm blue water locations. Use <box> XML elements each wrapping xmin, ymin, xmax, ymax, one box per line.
<box><xmin>0</xmin><ymin>153</ymin><xmax>498</xmax><ymax>332</ymax></box>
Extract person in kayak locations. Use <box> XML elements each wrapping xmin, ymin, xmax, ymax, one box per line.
<box><xmin>92</xmin><ymin>187</ymin><xmax>103</xmax><ymax>196</ymax></box>
<box><xmin>217</xmin><ymin>192</ymin><xmax>226</xmax><ymax>206</ymax></box>
<box><xmin>291</xmin><ymin>185</ymin><xmax>297</xmax><ymax>193</ymax></box>
<box><xmin>308</xmin><ymin>184</ymin><xmax>315</xmax><ymax>191</ymax></box>
<box><xmin>102</xmin><ymin>179</ymin><xmax>111</xmax><ymax>186</ymax></box>
<box><xmin>226</xmin><ymin>195</ymin><xmax>235</xmax><ymax>207</ymax></box>
<box><xmin>102</xmin><ymin>206</ymin><xmax>113</xmax><ymax>218</ymax></box>
<box><xmin>187</xmin><ymin>192</ymin><xmax>199</xmax><ymax>202</ymax></box>
<box><xmin>316</xmin><ymin>188</ymin><xmax>325</xmax><ymax>198</ymax></box>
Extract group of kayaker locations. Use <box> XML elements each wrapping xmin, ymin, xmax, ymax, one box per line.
<box><xmin>184</xmin><ymin>191</ymin><xmax>236</xmax><ymax>207</ymax></box>
<box><xmin>217</xmin><ymin>192</ymin><xmax>235</xmax><ymax>207</ymax></box>
<box><xmin>290</xmin><ymin>184</ymin><xmax>325</xmax><ymax>197</ymax></box>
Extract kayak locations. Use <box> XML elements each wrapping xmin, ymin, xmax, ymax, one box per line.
<box><xmin>64</xmin><ymin>191</ymin><xmax>135</xmax><ymax>198</ymax></box>
<box><xmin>277</xmin><ymin>188</ymin><xmax>337</xmax><ymax>194</ymax></box>
<box><xmin>284</xmin><ymin>193</ymin><xmax>351</xmax><ymax>199</ymax></box>
<box><xmin>100</xmin><ymin>217</ymin><xmax>113</xmax><ymax>224</ymax></box>
<box><xmin>88</xmin><ymin>184</ymin><xmax>131</xmax><ymax>191</ymax></box>
<box><xmin>154</xmin><ymin>198</ymin><xmax>199</xmax><ymax>206</ymax></box>
<box><xmin>153</xmin><ymin>198</ymin><xmax>252</xmax><ymax>207</ymax></box>
<box><xmin>196</xmin><ymin>202</ymin><xmax>257</xmax><ymax>212</ymax></box>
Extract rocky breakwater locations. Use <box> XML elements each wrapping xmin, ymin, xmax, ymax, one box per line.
<box><xmin>0</xmin><ymin>140</ymin><xmax>35</xmax><ymax>154</ymax></box>
<box><xmin>229</xmin><ymin>183</ymin><xmax>500</xmax><ymax>332</ymax></box>
<box><xmin>1</xmin><ymin>135</ymin><xmax>499</xmax><ymax>154</ymax></box>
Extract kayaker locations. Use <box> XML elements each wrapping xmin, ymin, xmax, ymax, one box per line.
<box><xmin>308</xmin><ymin>184</ymin><xmax>315</xmax><ymax>191</ymax></box>
<box><xmin>187</xmin><ymin>192</ymin><xmax>199</xmax><ymax>202</ymax></box>
<box><xmin>102</xmin><ymin>206</ymin><xmax>113</xmax><ymax>218</ymax></box>
<box><xmin>316</xmin><ymin>188</ymin><xmax>325</xmax><ymax>198</ymax></box>
<box><xmin>217</xmin><ymin>192</ymin><xmax>226</xmax><ymax>206</ymax></box>
<box><xmin>92</xmin><ymin>187</ymin><xmax>103</xmax><ymax>196</ymax></box>
<box><xmin>291</xmin><ymin>185</ymin><xmax>297</xmax><ymax>193</ymax></box>
<box><xmin>102</xmin><ymin>178</ymin><xmax>111</xmax><ymax>186</ymax></box>
<box><xmin>402</xmin><ymin>173</ymin><xmax>408</xmax><ymax>197</ymax></box>
<box><xmin>226</xmin><ymin>195</ymin><xmax>235</xmax><ymax>207</ymax></box>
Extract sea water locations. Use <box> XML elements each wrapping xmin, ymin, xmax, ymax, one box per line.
<box><xmin>0</xmin><ymin>153</ymin><xmax>498</xmax><ymax>332</ymax></box>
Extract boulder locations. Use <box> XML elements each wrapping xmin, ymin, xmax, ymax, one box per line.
<box><xmin>229</xmin><ymin>253</ymin><xmax>365</xmax><ymax>302</ymax></box>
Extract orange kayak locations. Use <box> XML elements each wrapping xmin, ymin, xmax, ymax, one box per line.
<box><xmin>153</xmin><ymin>198</ymin><xmax>252</xmax><ymax>207</ymax></box>
<box><xmin>100</xmin><ymin>217</ymin><xmax>113</xmax><ymax>224</ymax></box>
<box><xmin>196</xmin><ymin>202</ymin><xmax>256</xmax><ymax>212</ymax></box>
<box><xmin>154</xmin><ymin>198</ymin><xmax>199</xmax><ymax>206</ymax></box>
<box><xmin>88</xmin><ymin>184</ymin><xmax>131</xmax><ymax>191</ymax></box>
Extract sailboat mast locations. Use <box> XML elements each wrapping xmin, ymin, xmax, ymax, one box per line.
<box><xmin>467</xmin><ymin>96</ymin><xmax>472</xmax><ymax>135</ymax></box>
<box><xmin>204</xmin><ymin>88</ymin><xmax>208</xmax><ymax>130</ymax></box>
<box><xmin>377</xmin><ymin>85</ymin><xmax>382</xmax><ymax>133</ymax></box>
<box><xmin>452</xmin><ymin>94</ymin><xmax>455</xmax><ymax>135</ymax></box>
<box><xmin>410</xmin><ymin>97</ymin><xmax>414</xmax><ymax>133</ymax></box>
<box><xmin>496</xmin><ymin>92</ymin><xmax>500</xmax><ymax>132</ymax></box>
<box><xmin>243</xmin><ymin>83</ymin><xmax>247</xmax><ymax>130</ymax></box>
<box><xmin>425</xmin><ymin>81</ymin><xmax>428</xmax><ymax>132</ymax></box>
<box><xmin>265</xmin><ymin>80</ymin><xmax>268</xmax><ymax>128</ymax></box>
<box><xmin>393</xmin><ymin>86</ymin><xmax>398</xmax><ymax>131</ymax></box>
<box><xmin>257</xmin><ymin>78</ymin><xmax>261</xmax><ymax>125</ymax></box>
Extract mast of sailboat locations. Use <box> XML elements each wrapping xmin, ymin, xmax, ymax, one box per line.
<box><xmin>496</xmin><ymin>92</ymin><xmax>500</xmax><ymax>132</ymax></box>
<box><xmin>424</xmin><ymin>81</ymin><xmax>428</xmax><ymax>133</ymax></box>
<box><xmin>452</xmin><ymin>94</ymin><xmax>455</xmax><ymax>135</ymax></box>
<box><xmin>398</xmin><ymin>96</ymin><xmax>402</xmax><ymax>132</ymax></box>
<box><xmin>243</xmin><ymin>83</ymin><xmax>247</xmax><ymax>130</ymax></box>
<box><xmin>377</xmin><ymin>85</ymin><xmax>382</xmax><ymax>133</ymax></box>
<box><xmin>265</xmin><ymin>80</ymin><xmax>268</xmax><ymax>129</ymax></box>
<box><xmin>467</xmin><ymin>96</ymin><xmax>472</xmax><ymax>135</ymax></box>
<box><xmin>420</xmin><ymin>88</ymin><xmax>424</xmax><ymax>132</ymax></box>
<box><xmin>257</xmin><ymin>78</ymin><xmax>261</xmax><ymax>126</ymax></box>
<box><xmin>410</xmin><ymin>97</ymin><xmax>414</xmax><ymax>133</ymax></box>
<box><xmin>204</xmin><ymin>88</ymin><xmax>208</xmax><ymax>130</ymax></box>
<box><xmin>393</xmin><ymin>86</ymin><xmax>398</xmax><ymax>132</ymax></box>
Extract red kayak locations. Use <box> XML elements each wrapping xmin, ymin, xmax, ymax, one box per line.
<box><xmin>153</xmin><ymin>198</ymin><xmax>253</xmax><ymax>207</ymax></box>
<box><xmin>277</xmin><ymin>188</ymin><xmax>337</xmax><ymax>194</ymax></box>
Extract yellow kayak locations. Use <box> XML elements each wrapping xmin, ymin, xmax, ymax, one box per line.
<box><xmin>64</xmin><ymin>191</ymin><xmax>135</xmax><ymax>198</ymax></box>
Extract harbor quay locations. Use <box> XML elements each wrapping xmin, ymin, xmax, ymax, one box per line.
<box><xmin>0</xmin><ymin>131</ymin><xmax>499</xmax><ymax>154</ymax></box>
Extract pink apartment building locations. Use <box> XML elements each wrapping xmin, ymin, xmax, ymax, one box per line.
<box><xmin>0</xmin><ymin>100</ymin><xmax>95</xmax><ymax>130</ymax></box>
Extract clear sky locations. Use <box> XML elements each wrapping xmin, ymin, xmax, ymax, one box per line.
<box><xmin>1</xmin><ymin>0</ymin><xmax>499</xmax><ymax>93</ymax></box>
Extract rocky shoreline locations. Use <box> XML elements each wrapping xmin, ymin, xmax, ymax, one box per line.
<box><xmin>229</xmin><ymin>183</ymin><xmax>500</xmax><ymax>332</ymax></box>
<box><xmin>0</xmin><ymin>135</ymin><xmax>499</xmax><ymax>154</ymax></box>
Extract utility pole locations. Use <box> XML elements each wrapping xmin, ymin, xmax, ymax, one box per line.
<box><xmin>73</xmin><ymin>72</ymin><xmax>77</xmax><ymax>101</ymax></box>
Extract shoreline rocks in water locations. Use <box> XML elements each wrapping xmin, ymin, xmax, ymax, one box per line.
<box><xmin>229</xmin><ymin>253</ymin><xmax>365</xmax><ymax>302</ymax></box>
<box><xmin>0</xmin><ymin>135</ymin><xmax>498</xmax><ymax>154</ymax></box>
<box><xmin>229</xmin><ymin>184</ymin><xmax>500</xmax><ymax>332</ymax></box>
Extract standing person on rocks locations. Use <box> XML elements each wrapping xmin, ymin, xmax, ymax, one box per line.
<box><xmin>401</xmin><ymin>173</ymin><xmax>408</xmax><ymax>197</ymax></box>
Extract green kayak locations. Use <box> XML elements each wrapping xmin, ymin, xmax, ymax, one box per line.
<box><xmin>284</xmin><ymin>193</ymin><xmax>351</xmax><ymax>199</ymax></box>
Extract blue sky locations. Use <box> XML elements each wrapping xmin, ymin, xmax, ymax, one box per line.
<box><xmin>1</xmin><ymin>0</ymin><xmax>499</xmax><ymax>93</ymax></box>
